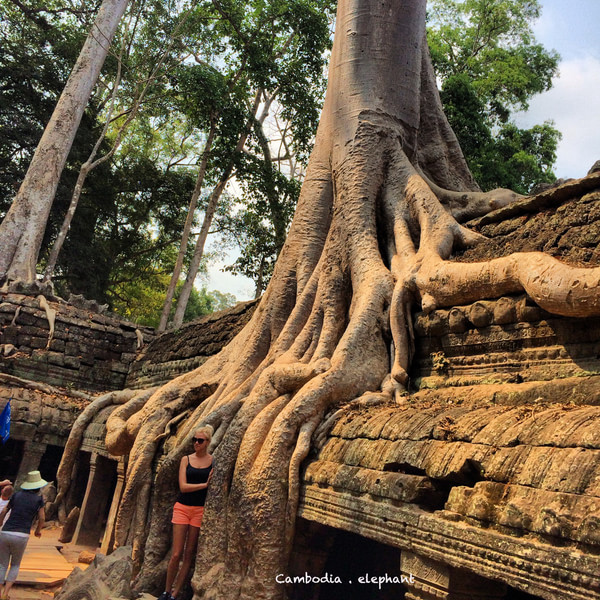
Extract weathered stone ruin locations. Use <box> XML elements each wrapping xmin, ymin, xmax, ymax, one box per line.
<box><xmin>126</xmin><ymin>300</ymin><xmax>258</xmax><ymax>389</ymax></box>
<box><xmin>290</xmin><ymin>179</ymin><xmax>600</xmax><ymax>600</ymax></box>
<box><xmin>0</xmin><ymin>293</ymin><xmax>153</xmax><ymax>504</ymax></box>
<box><xmin>0</xmin><ymin>292</ymin><xmax>150</xmax><ymax>391</ymax></box>
<box><xmin>2</xmin><ymin>178</ymin><xmax>600</xmax><ymax>599</ymax></box>
<box><xmin>0</xmin><ymin>297</ymin><xmax>254</xmax><ymax>551</ymax></box>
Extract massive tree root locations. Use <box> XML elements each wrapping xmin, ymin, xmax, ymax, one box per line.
<box><xmin>93</xmin><ymin>1</ymin><xmax>600</xmax><ymax>599</ymax></box>
<box><xmin>51</xmin><ymin>387</ymin><xmax>156</xmax><ymax>521</ymax></box>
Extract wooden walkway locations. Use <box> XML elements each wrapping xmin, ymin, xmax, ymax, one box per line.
<box><xmin>16</xmin><ymin>538</ymin><xmax>82</xmax><ymax>586</ymax></box>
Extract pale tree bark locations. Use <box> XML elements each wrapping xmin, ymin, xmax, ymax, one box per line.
<box><xmin>43</xmin><ymin>10</ymin><xmax>192</xmax><ymax>283</ymax></box>
<box><xmin>54</xmin><ymin>1</ymin><xmax>600</xmax><ymax>599</ymax></box>
<box><xmin>157</xmin><ymin>119</ymin><xmax>217</xmax><ymax>332</ymax></box>
<box><xmin>0</xmin><ymin>0</ymin><xmax>130</xmax><ymax>286</ymax></box>
<box><xmin>42</xmin><ymin>52</ymin><xmax>125</xmax><ymax>283</ymax></box>
<box><xmin>171</xmin><ymin>174</ymin><xmax>231</xmax><ymax>327</ymax></box>
<box><xmin>254</xmin><ymin>256</ymin><xmax>265</xmax><ymax>299</ymax></box>
<box><xmin>171</xmin><ymin>90</ymin><xmax>265</xmax><ymax>328</ymax></box>
<box><xmin>254</xmin><ymin>109</ymin><xmax>289</xmax><ymax>257</ymax></box>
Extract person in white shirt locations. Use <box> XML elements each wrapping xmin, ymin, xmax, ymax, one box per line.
<box><xmin>0</xmin><ymin>486</ymin><xmax>13</xmax><ymax>527</ymax></box>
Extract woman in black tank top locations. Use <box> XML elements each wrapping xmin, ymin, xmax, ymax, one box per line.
<box><xmin>157</xmin><ymin>425</ymin><xmax>214</xmax><ymax>600</ymax></box>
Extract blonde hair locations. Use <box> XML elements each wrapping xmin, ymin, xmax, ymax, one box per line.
<box><xmin>194</xmin><ymin>424</ymin><xmax>214</xmax><ymax>444</ymax></box>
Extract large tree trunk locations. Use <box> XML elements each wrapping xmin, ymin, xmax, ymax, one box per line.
<box><xmin>94</xmin><ymin>2</ymin><xmax>600</xmax><ymax>600</ymax></box>
<box><xmin>43</xmin><ymin>56</ymin><xmax>125</xmax><ymax>283</ymax></box>
<box><xmin>0</xmin><ymin>0</ymin><xmax>129</xmax><ymax>286</ymax></box>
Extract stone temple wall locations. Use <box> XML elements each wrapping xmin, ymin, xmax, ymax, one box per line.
<box><xmin>294</xmin><ymin>177</ymin><xmax>600</xmax><ymax>600</ymax></box>
<box><xmin>126</xmin><ymin>299</ymin><xmax>258</xmax><ymax>389</ymax></box>
<box><xmin>0</xmin><ymin>292</ymin><xmax>154</xmax><ymax>392</ymax></box>
<box><xmin>0</xmin><ymin>292</ymin><xmax>154</xmax><ymax>491</ymax></box>
<box><xmin>297</xmin><ymin>294</ymin><xmax>600</xmax><ymax>600</ymax></box>
<box><xmin>1</xmin><ymin>383</ymin><xmax>85</xmax><ymax>447</ymax></box>
<box><xmin>411</xmin><ymin>294</ymin><xmax>600</xmax><ymax>390</ymax></box>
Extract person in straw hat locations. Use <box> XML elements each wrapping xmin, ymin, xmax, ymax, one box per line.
<box><xmin>0</xmin><ymin>470</ymin><xmax>47</xmax><ymax>599</ymax></box>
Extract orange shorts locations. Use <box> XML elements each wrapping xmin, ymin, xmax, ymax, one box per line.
<box><xmin>172</xmin><ymin>502</ymin><xmax>205</xmax><ymax>528</ymax></box>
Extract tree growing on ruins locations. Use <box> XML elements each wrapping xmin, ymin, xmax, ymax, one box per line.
<box><xmin>54</xmin><ymin>1</ymin><xmax>600</xmax><ymax>599</ymax></box>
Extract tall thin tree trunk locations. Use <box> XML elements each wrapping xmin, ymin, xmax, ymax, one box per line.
<box><xmin>0</xmin><ymin>0</ymin><xmax>129</xmax><ymax>286</ymax></box>
<box><xmin>171</xmin><ymin>91</ymin><xmax>263</xmax><ymax>328</ymax></box>
<box><xmin>171</xmin><ymin>175</ymin><xmax>229</xmax><ymax>327</ymax></box>
<box><xmin>43</xmin><ymin>55</ymin><xmax>124</xmax><ymax>282</ymax></box>
<box><xmin>157</xmin><ymin>119</ymin><xmax>217</xmax><ymax>332</ymax></box>
<box><xmin>254</xmin><ymin>255</ymin><xmax>265</xmax><ymax>299</ymax></box>
<box><xmin>254</xmin><ymin>119</ymin><xmax>288</xmax><ymax>255</ymax></box>
<box><xmin>42</xmin><ymin>9</ymin><xmax>187</xmax><ymax>284</ymax></box>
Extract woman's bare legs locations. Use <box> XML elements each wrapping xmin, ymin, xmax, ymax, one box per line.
<box><xmin>165</xmin><ymin>523</ymin><xmax>188</xmax><ymax>596</ymax></box>
<box><xmin>171</xmin><ymin>525</ymin><xmax>200</xmax><ymax>598</ymax></box>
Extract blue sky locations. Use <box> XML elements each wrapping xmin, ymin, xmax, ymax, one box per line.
<box><xmin>208</xmin><ymin>0</ymin><xmax>600</xmax><ymax>299</ymax></box>
<box><xmin>516</xmin><ymin>0</ymin><xmax>600</xmax><ymax>178</ymax></box>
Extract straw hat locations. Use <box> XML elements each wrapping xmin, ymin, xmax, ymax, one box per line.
<box><xmin>21</xmin><ymin>471</ymin><xmax>47</xmax><ymax>490</ymax></box>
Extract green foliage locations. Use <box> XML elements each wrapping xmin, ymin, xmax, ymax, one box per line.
<box><xmin>220</xmin><ymin>149</ymin><xmax>299</xmax><ymax>296</ymax></box>
<box><xmin>209</xmin><ymin>288</ymin><xmax>237</xmax><ymax>311</ymax></box>
<box><xmin>0</xmin><ymin>0</ymin><xmax>95</xmax><ymax>213</ymax></box>
<box><xmin>477</xmin><ymin>122</ymin><xmax>560</xmax><ymax>193</ymax></box>
<box><xmin>428</xmin><ymin>0</ymin><xmax>562</xmax><ymax>192</ymax></box>
<box><xmin>428</xmin><ymin>0</ymin><xmax>559</xmax><ymax>116</ymax></box>
<box><xmin>439</xmin><ymin>74</ymin><xmax>560</xmax><ymax>194</ymax></box>
<box><xmin>0</xmin><ymin>0</ymin><xmax>226</xmax><ymax>308</ymax></box>
<box><xmin>51</xmin><ymin>155</ymin><xmax>197</xmax><ymax>304</ymax></box>
<box><xmin>112</xmin><ymin>276</ymin><xmax>237</xmax><ymax>328</ymax></box>
<box><xmin>1</xmin><ymin>0</ymin><xmax>334</xmax><ymax>309</ymax></box>
<box><xmin>166</xmin><ymin>0</ymin><xmax>334</xmax><ymax>292</ymax></box>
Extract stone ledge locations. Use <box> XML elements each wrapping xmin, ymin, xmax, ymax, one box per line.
<box><xmin>299</xmin><ymin>485</ymin><xmax>600</xmax><ymax>600</ymax></box>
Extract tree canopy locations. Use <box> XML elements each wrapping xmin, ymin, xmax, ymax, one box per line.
<box><xmin>427</xmin><ymin>0</ymin><xmax>561</xmax><ymax>193</ymax></box>
<box><xmin>0</xmin><ymin>0</ymin><xmax>198</xmax><ymax>304</ymax></box>
<box><xmin>0</xmin><ymin>0</ymin><xmax>564</xmax><ymax>323</ymax></box>
<box><xmin>160</xmin><ymin>0</ymin><xmax>335</xmax><ymax>327</ymax></box>
<box><xmin>0</xmin><ymin>0</ymin><xmax>333</xmax><ymax>323</ymax></box>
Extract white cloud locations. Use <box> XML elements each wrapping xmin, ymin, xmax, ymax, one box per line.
<box><xmin>206</xmin><ymin>252</ymin><xmax>255</xmax><ymax>301</ymax></box>
<box><xmin>516</xmin><ymin>55</ymin><xmax>600</xmax><ymax>179</ymax></box>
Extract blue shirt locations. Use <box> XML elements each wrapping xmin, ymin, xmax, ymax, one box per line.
<box><xmin>3</xmin><ymin>490</ymin><xmax>44</xmax><ymax>534</ymax></box>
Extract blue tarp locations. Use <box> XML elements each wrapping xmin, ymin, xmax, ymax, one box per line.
<box><xmin>0</xmin><ymin>399</ymin><xmax>11</xmax><ymax>443</ymax></box>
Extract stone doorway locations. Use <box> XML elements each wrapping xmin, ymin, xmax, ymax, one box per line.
<box><xmin>288</xmin><ymin>519</ymin><xmax>403</xmax><ymax>600</ymax></box>
<box><xmin>72</xmin><ymin>453</ymin><xmax>118</xmax><ymax>547</ymax></box>
<box><xmin>66</xmin><ymin>450</ymin><xmax>91</xmax><ymax>513</ymax></box>
<box><xmin>505</xmin><ymin>586</ymin><xmax>544</xmax><ymax>600</ymax></box>
<box><xmin>38</xmin><ymin>443</ymin><xmax>64</xmax><ymax>484</ymax></box>
<box><xmin>0</xmin><ymin>438</ymin><xmax>24</xmax><ymax>482</ymax></box>
<box><xmin>320</xmin><ymin>529</ymin><xmax>403</xmax><ymax>600</ymax></box>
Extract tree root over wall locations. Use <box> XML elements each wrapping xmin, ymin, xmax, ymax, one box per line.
<box><xmin>55</xmin><ymin>1</ymin><xmax>600</xmax><ymax>599</ymax></box>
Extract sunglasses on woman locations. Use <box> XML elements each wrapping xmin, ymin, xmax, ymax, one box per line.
<box><xmin>193</xmin><ymin>437</ymin><xmax>207</xmax><ymax>444</ymax></box>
